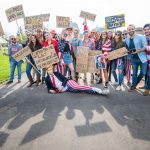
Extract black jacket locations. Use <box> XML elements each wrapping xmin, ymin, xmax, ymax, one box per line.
<box><xmin>45</xmin><ymin>72</ymin><xmax>69</xmax><ymax>92</ymax></box>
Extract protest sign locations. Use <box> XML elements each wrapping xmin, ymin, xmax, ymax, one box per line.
<box><xmin>40</xmin><ymin>13</ymin><xmax>50</xmax><ymax>22</ymax></box>
<box><xmin>76</xmin><ymin>46</ymin><xmax>89</xmax><ymax>73</ymax></box>
<box><xmin>24</xmin><ymin>15</ymin><xmax>43</xmax><ymax>31</ymax></box>
<box><xmin>80</xmin><ymin>11</ymin><xmax>96</xmax><ymax>21</ymax></box>
<box><xmin>105</xmin><ymin>14</ymin><xmax>125</xmax><ymax>29</ymax></box>
<box><xmin>12</xmin><ymin>46</ymin><xmax>32</xmax><ymax>62</ymax></box>
<box><xmin>76</xmin><ymin>47</ymin><xmax>102</xmax><ymax>73</ymax></box>
<box><xmin>56</xmin><ymin>16</ymin><xmax>70</xmax><ymax>28</ymax></box>
<box><xmin>87</xmin><ymin>50</ymin><xmax>102</xmax><ymax>73</ymax></box>
<box><xmin>31</xmin><ymin>45</ymin><xmax>59</xmax><ymax>70</ymax></box>
<box><xmin>0</xmin><ymin>22</ymin><xmax>4</xmax><ymax>36</ymax></box>
<box><xmin>5</xmin><ymin>4</ymin><xmax>24</xmax><ymax>23</ymax></box>
<box><xmin>95</xmin><ymin>55</ymin><xmax>106</xmax><ymax>69</ymax></box>
<box><xmin>108</xmin><ymin>47</ymin><xmax>128</xmax><ymax>60</ymax></box>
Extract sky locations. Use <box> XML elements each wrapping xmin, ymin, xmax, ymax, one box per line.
<box><xmin>0</xmin><ymin>0</ymin><xmax>150</xmax><ymax>35</ymax></box>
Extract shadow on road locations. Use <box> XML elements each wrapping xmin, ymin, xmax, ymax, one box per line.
<box><xmin>0</xmin><ymin>82</ymin><xmax>150</xmax><ymax>147</ymax></box>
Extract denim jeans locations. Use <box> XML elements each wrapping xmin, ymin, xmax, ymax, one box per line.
<box><xmin>145</xmin><ymin>72</ymin><xmax>150</xmax><ymax>90</ymax></box>
<box><xmin>42</xmin><ymin>68</ymin><xmax>46</xmax><ymax>78</ymax></box>
<box><xmin>26</xmin><ymin>62</ymin><xmax>39</xmax><ymax>78</ymax></box>
<box><xmin>131</xmin><ymin>57</ymin><xmax>147</xmax><ymax>87</ymax></box>
<box><xmin>10</xmin><ymin>61</ymin><xmax>22</xmax><ymax>81</ymax></box>
<box><xmin>111</xmin><ymin>60</ymin><xmax>124</xmax><ymax>86</ymax></box>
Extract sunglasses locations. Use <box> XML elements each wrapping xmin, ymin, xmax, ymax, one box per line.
<box><xmin>115</xmin><ymin>33</ymin><xmax>121</xmax><ymax>36</ymax></box>
<box><xmin>122</xmin><ymin>33</ymin><xmax>127</xmax><ymax>36</ymax></box>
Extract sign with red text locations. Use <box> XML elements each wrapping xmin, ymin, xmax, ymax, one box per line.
<box><xmin>31</xmin><ymin>45</ymin><xmax>59</xmax><ymax>69</ymax></box>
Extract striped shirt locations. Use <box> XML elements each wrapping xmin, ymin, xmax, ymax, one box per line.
<box><xmin>101</xmin><ymin>39</ymin><xmax>111</xmax><ymax>53</ymax></box>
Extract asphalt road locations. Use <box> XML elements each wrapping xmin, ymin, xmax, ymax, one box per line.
<box><xmin>0</xmin><ymin>75</ymin><xmax>150</xmax><ymax>150</ymax></box>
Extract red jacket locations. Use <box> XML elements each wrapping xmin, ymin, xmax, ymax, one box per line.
<box><xmin>42</xmin><ymin>39</ymin><xmax>58</xmax><ymax>55</ymax></box>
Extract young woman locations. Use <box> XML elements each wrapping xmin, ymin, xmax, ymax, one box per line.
<box><xmin>111</xmin><ymin>31</ymin><xmax>125</xmax><ymax>91</ymax></box>
<box><xmin>58</xmin><ymin>30</ymin><xmax>75</xmax><ymax>80</ymax></box>
<box><xmin>26</xmin><ymin>34</ymin><xmax>42</xmax><ymax>87</ymax></box>
<box><xmin>97</xmin><ymin>31</ymin><xmax>112</xmax><ymax>88</ymax></box>
<box><xmin>79</xmin><ymin>30</ymin><xmax>95</xmax><ymax>86</ymax></box>
<box><xmin>36</xmin><ymin>29</ymin><xmax>43</xmax><ymax>44</ymax></box>
<box><xmin>41</xmin><ymin>32</ymin><xmax>59</xmax><ymax>83</ymax></box>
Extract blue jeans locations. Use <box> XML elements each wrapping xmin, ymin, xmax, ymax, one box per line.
<box><xmin>111</xmin><ymin>60</ymin><xmax>124</xmax><ymax>86</ymax></box>
<box><xmin>10</xmin><ymin>61</ymin><xmax>22</xmax><ymax>81</ymax></box>
<box><xmin>26</xmin><ymin>62</ymin><xmax>39</xmax><ymax>78</ymax></box>
<box><xmin>145</xmin><ymin>72</ymin><xmax>150</xmax><ymax>90</ymax></box>
<box><xmin>131</xmin><ymin>57</ymin><xmax>147</xmax><ymax>87</ymax></box>
<box><xmin>42</xmin><ymin>68</ymin><xmax>46</xmax><ymax>78</ymax></box>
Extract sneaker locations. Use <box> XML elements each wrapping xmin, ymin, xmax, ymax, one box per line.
<box><xmin>139</xmin><ymin>86</ymin><xmax>145</xmax><ymax>89</ymax></box>
<box><xmin>128</xmin><ymin>86</ymin><xmax>136</xmax><ymax>92</ymax></box>
<box><xmin>18</xmin><ymin>80</ymin><xmax>21</xmax><ymax>83</ymax></box>
<box><xmin>116</xmin><ymin>86</ymin><xmax>121</xmax><ymax>91</ymax></box>
<box><xmin>6</xmin><ymin>80</ymin><xmax>13</xmax><ymax>85</ymax></box>
<box><xmin>127</xmin><ymin>82</ymin><xmax>131</xmax><ymax>87</ymax></box>
<box><xmin>114</xmin><ymin>81</ymin><xmax>119</xmax><ymax>86</ymax></box>
<box><xmin>92</xmin><ymin>87</ymin><xmax>103</xmax><ymax>94</ymax></box>
<box><xmin>143</xmin><ymin>89</ymin><xmax>149</xmax><ymax>96</ymax></box>
<box><xmin>102</xmin><ymin>87</ymin><xmax>110</xmax><ymax>95</ymax></box>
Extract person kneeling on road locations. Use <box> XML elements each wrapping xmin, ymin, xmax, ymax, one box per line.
<box><xmin>45</xmin><ymin>64</ymin><xmax>110</xmax><ymax>95</ymax></box>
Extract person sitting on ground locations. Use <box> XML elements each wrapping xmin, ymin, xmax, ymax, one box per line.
<box><xmin>45</xmin><ymin>64</ymin><xmax>110</xmax><ymax>95</ymax></box>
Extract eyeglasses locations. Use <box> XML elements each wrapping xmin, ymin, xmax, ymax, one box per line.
<box><xmin>122</xmin><ymin>33</ymin><xmax>127</xmax><ymax>36</ymax></box>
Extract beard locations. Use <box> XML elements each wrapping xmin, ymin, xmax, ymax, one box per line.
<box><xmin>129</xmin><ymin>31</ymin><xmax>135</xmax><ymax>37</ymax></box>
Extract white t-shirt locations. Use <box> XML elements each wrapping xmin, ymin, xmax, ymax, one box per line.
<box><xmin>50</xmin><ymin>75</ymin><xmax>68</xmax><ymax>92</ymax></box>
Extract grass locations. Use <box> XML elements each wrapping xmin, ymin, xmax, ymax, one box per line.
<box><xmin>0</xmin><ymin>49</ymin><xmax>26</xmax><ymax>84</ymax></box>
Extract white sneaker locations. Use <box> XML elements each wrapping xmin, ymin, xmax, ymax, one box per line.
<box><xmin>114</xmin><ymin>81</ymin><xmax>119</xmax><ymax>86</ymax></box>
<box><xmin>92</xmin><ymin>87</ymin><xmax>102</xmax><ymax>94</ymax></box>
<box><xmin>120</xmin><ymin>85</ymin><xmax>124</xmax><ymax>91</ymax></box>
<box><xmin>102</xmin><ymin>87</ymin><xmax>110</xmax><ymax>95</ymax></box>
<box><xmin>116</xmin><ymin>86</ymin><xmax>121</xmax><ymax>91</ymax></box>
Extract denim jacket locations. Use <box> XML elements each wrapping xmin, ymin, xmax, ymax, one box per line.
<box><xmin>125</xmin><ymin>34</ymin><xmax>147</xmax><ymax>63</ymax></box>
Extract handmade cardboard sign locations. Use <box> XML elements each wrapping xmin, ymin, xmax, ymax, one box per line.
<box><xmin>12</xmin><ymin>46</ymin><xmax>32</xmax><ymax>62</ymax></box>
<box><xmin>56</xmin><ymin>16</ymin><xmax>70</xmax><ymax>28</ymax></box>
<box><xmin>87</xmin><ymin>50</ymin><xmax>102</xmax><ymax>73</ymax></box>
<box><xmin>5</xmin><ymin>4</ymin><xmax>25</xmax><ymax>23</ymax></box>
<box><xmin>76</xmin><ymin>46</ymin><xmax>89</xmax><ymax>73</ymax></box>
<box><xmin>0</xmin><ymin>22</ymin><xmax>4</xmax><ymax>36</ymax></box>
<box><xmin>76</xmin><ymin>47</ymin><xmax>102</xmax><ymax>73</ymax></box>
<box><xmin>80</xmin><ymin>11</ymin><xmax>96</xmax><ymax>21</ymax></box>
<box><xmin>31</xmin><ymin>45</ymin><xmax>59</xmax><ymax>69</ymax></box>
<box><xmin>108</xmin><ymin>47</ymin><xmax>128</xmax><ymax>60</ymax></box>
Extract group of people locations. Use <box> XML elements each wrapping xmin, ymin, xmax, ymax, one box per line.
<box><xmin>5</xmin><ymin>19</ymin><xmax>150</xmax><ymax>96</ymax></box>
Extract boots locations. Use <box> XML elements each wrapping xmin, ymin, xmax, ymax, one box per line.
<box><xmin>27</xmin><ymin>75</ymin><xmax>34</xmax><ymax>87</ymax></box>
<box><xmin>35</xmin><ymin>73</ymin><xmax>41</xmax><ymax>86</ymax></box>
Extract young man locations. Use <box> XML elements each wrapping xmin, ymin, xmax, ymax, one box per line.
<box><xmin>142</xmin><ymin>24</ymin><xmax>150</xmax><ymax>96</ymax></box>
<box><xmin>125</xmin><ymin>24</ymin><xmax>148</xmax><ymax>91</ymax></box>
<box><xmin>6</xmin><ymin>35</ymin><xmax>23</xmax><ymax>84</ymax></box>
<box><xmin>45</xmin><ymin>65</ymin><xmax>109</xmax><ymax>95</ymax></box>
